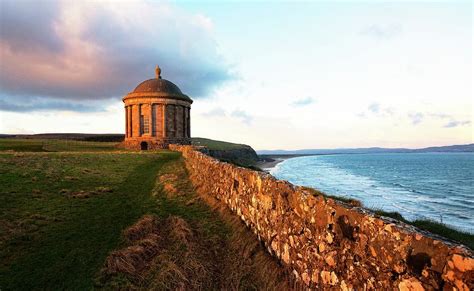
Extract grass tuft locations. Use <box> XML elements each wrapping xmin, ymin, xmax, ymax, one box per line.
<box><xmin>302</xmin><ymin>186</ymin><xmax>362</xmax><ymax>207</ymax></box>
<box><xmin>374</xmin><ymin>209</ymin><xmax>474</xmax><ymax>250</ymax></box>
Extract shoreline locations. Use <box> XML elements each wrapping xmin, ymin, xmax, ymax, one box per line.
<box><xmin>257</xmin><ymin>158</ymin><xmax>286</xmax><ymax>172</ymax></box>
<box><xmin>257</xmin><ymin>155</ymin><xmax>302</xmax><ymax>172</ymax></box>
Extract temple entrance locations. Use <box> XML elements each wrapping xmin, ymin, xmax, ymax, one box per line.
<box><xmin>140</xmin><ymin>141</ymin><xmax>148</xmax><ymax>150</ymax></box>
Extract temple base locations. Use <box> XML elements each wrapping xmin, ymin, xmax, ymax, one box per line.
<box><xmin>119</xmin><ymin>137</ymin><xmax>191</xmax><ymax>150</ymax></box>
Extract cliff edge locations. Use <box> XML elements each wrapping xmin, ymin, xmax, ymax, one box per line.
<box><xmin>191</xmin><ymin>137</ymin><xmax>259</xmax><ymax>168</ymax></box>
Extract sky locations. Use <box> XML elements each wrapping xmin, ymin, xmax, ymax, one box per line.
<box><xmin>0</xmin><ymin>0</ymin><xmax>472</xmax><ymax>150</ymax></box>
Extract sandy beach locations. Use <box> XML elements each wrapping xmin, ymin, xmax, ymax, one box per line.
<box><xmin>257</xmin><ymin>156</ymin><xmax>296</xmax><ymax>172</ymax></box>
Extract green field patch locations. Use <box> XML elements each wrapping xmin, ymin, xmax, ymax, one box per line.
<box><xmin>0</xmin><ymin>151</ymin><xmax>177</xmax><ymax>290</ymax></box>
<box><xmin>0</xmin><ymin>138</ymin><xmax>120</xmax><ymax>152</ymax></box>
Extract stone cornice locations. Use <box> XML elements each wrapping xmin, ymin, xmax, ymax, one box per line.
<box><xmin>123</xmin><ymin>92</ymin><xmax>193</xmax><ymax>104</ymax></box>
<box><xmin>123</xmin><ymin>98</ymin><xmax>191</xmax><ymax>108</ymax></box>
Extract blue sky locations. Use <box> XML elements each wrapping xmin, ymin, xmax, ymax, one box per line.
<box><xmin>0</xmin><ymin>0</ymin><xmax>472</xmax><ymax>149</ymax></box>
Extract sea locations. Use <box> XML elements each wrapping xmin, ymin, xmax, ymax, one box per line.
<box><xmin>270</xmin><ymin>153</ymin><xmax>474</xmax><ymax>234</ymax></box>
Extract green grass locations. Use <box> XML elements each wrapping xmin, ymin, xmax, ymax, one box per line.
<box><xmin>42</xmin><ymin>139</ymin><xmax>119</xmax><ymax>152</ymax></box>
<box><xmin>192</xmin><ymin>137</ymin><xmax>249</xmax><ymax>150</ymax></box>
<box><xmin>0</xmin><ymin>138</ymin><xmax>120</xmax><ymax>152</ymax></box>
<box><xmin>218</xmin><ymin>158</ymin><xmax>263</xmax><ymax>171</ymax></box>
<box><xmin>192</xmin><ymin>137</ymin><xmax>260</xmax><ymax>168</ymax></box>
<box><xmin>374</xmin><ymin>210</ymin><xmax>474</xmax><ymax>249</ymax></box>
<box><xmin>302</xmin><ymin>187</ymin><xmax>473</xmax><ymax>249</ymax></box>
<box><xmin>0</xmin><ymin>139</ymin><xmax>47</xmax><ymax>152</ymax></box>
<box><xmin>0</xmin><ymin>151</ymin><xmax>177</xmax><ymax>290</ymax></box>
<box><xmin>96</xmin><ymin>157</ymin><xmax>293</xmax><ymax>290</ymax></box>
<box><xmin>0</xmin><ymin>138</ymin><xmax>293</xmax><ymax>290</ymax></box>
<box><xmin>302</xmin><ymin>186</ymin><xmax>362</xmax><ymax>206</ymax></box>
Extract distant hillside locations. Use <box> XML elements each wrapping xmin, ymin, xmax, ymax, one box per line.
<box><xmin>192</xmin><ymin>137</ymin><xmax>260</xmax><ymax>168</ymax></box>
<box><xmin>0</xmin><ymin>133</ymin><xmax>125</xmax><ymax>142</ymax></box>
<box><xmin>258</xmin><ymin>143</ymin><xmax>474</xmax><ymax>155</ymax></box>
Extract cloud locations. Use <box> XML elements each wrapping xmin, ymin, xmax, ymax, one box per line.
<box><xmin>0</xmin><ymin>0</ymin><xmax>233</xmax><ymax>112</ymax></box>
<box><xmin>0</xmin><ymin>1</ymin><xmax>63</xmax><ymax>54</ymax></box>
<box><xmin>362</xmin><ymin>104</ymin><xmax>470</xmax><ymax>129</ymax></box>
<box><xmin>428</xmin><ymin>113</ymin><xmax>452</xmax><ymax>119</ymax></box>
<box><xmin>363</xmin><ymin>102</ymin><xmax>394</xmax><ymax>117</ymax></box>
<box><xmin>361</xmin><ymin>24</ymin><xmax>402</xmax><ymax>40</ymax></box>
<box><xmin>443</xmin><ymin>120</ymin><xmax>471</xmax><ymax>128</ymax></box>
<box><xmin>231</xmin><ymin>110</ymin><xmax>253</xmax><ymax>125</ymax></box>
<box><xmin>368</xmin><ymin>102</ymin><xmax>380</xmax><ymax>113</ymax></box>
<box><xmin>0</xmin><ymin>96</ymin><xmax>103</xmax><ymax>112</ymax></box>
<box><xmin>291</xmin><ymin>97</ymin><xmax>315</xmax><ymax>107</ymax></box>
<box><xmin>427</xmin><ymin>113</ymin><xmax>471</xmax><ymax>128</ymax></box>
<box><xmin>201</xmin><ymin>107</ymin><xmax>253</xmax><ymax>125</ymax></box>
<box><xmin>202</xmin><ymin>107</ymin><xmax>226</xmax><ymax>117</ymax></box>
<box><xmin>408</xmin><ymin>112</ymin><xmax>424</xmax><ymax>125</ymax></box>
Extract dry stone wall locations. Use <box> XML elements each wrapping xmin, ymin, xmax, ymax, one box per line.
<box><xmin>170</xmin><ymin>145</ymin><xmax>474</xmax><ymax>290</ymax></box>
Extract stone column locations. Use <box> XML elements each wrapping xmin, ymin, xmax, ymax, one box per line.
<box><xmin>187</xmin><ymin>107</ymin><xmax>191</xmax><ymax>138</ymax></box>
<box><xmin>125</xmin><ymin>106</ymin><xmax>128</xmax><ymax>138</ymax></box>
<box><xmin>151</xmin><ymin>104</ymin><xmax>156</xmax><ymax>136</ymax></box>
<box><xmin>128</xmin><ymin>106</ymin><xmax>133</xmax><ymax>138</ymax></box>
<box><xmin>162</xmin><ymin>104</ymin><xmax>167</xmax><ymax>138</ymax></box>
<box><xmin>133</xmin><ymin>104</ymin><xmax>140</xmax><ymax>137</ymax></box>
<box><xmin>181</xmin><ymin>106</ymin><xmax>187</xmax><ymax>138</ymax></box>
<box><xmin>183</xmin><ymin>106</ymin><xmax>187</xmax><ymax>138</ymax></box>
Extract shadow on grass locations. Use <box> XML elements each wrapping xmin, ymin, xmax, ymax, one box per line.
<box><xmin>0</xmin><ymin>152</ymin><xmax>179</xmax><ymax>290</ymax></box>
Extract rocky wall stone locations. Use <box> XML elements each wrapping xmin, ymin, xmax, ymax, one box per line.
<box><xmin>170</xmin><ymin>145</ymin><xmax>474</xmax><ymax>290</ymax></box>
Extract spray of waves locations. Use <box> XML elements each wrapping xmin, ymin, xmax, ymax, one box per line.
<box><xmin>271</xmin><ymin>155</ymin><xmax>473</xmax><ymax>234</ymax></box>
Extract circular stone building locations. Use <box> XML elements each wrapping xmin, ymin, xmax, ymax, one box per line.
<box><xmin>122</xmin><ymin>66</ymin><xmax>192</xmax><ymax>150</ymax></box>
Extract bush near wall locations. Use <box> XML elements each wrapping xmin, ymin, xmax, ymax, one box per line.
<box><xmin>170</xmin><ymin>145</ymin><xmax>474</xmax><ymax>290</ymax></box>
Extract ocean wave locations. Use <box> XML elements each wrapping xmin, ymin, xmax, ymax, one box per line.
<box><xmin>272</xmin><ymin>153</ymin><xmax>474</xmax><ymax>234</ymax></box>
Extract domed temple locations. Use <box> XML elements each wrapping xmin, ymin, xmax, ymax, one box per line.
<box><xmin>122</xmin><ymin>66</ymin><xmax>193</xmax><ymax>150</ymax></box>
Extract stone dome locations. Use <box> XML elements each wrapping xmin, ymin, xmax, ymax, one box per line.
<box><xmin>133</xmin><ymin>78</ymin><xmax>183</xmax><ymax>94</ymax></box>
<box><xmin>126</xmin><ymin>66</ymin><xmax>192</xmax><ymax>103</ymax></box>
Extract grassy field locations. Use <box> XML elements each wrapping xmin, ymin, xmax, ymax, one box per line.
<box><xmin>0</xmin><ymin>151</ymin><xmax>173</xmax><ymax>289</ymax></box>
<box><xmin>0</xmin><ymin>137</ymin><xmax>250</xmax><ymax>152</ymax></box>
<box><xmin>192</xmin><ymin>137</ymin><xmax>250</xmax><ymax>150</ymax></box>
<box><xmin>0</xmin><ymin>139</ymin><xmax>293</xmax><ymax>290</ymax></box>
<box><xmin>0</xmin><ymin>138</ymin><xmax>119</xmax><ymax>152</ymax></box>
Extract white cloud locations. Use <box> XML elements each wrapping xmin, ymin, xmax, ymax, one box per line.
<box><xmin>0</xmin><ymin>0</ymin><xmax>233</xmax><ymax>112</ymax></box>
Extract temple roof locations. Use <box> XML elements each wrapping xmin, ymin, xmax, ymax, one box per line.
<box><xmin>133</xmin><ymin>78</ymin><xmax>183</xmax><ymax>95</ymax></box>
<box><xmin>126</xmin><ymin>65</ymin><xmax>193</xmax><ymax>103</ymax></box>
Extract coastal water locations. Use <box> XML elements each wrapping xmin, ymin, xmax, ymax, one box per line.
<box><xmin>271</xmin><ymin>153</ymin><xmax>474</xmax><ymax>234</ymax></box>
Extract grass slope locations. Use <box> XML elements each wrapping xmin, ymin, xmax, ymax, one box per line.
<box><xmin>0</xmin><ymin>139</ymin><xmax>294</xmax><ymax>289</ymax></box>
<box><xmin>97</xmin><ymin>157</ymin><xmax>294</xmax><ymax>289</ymax></box>
<box><xmin>191</xmin><ymin>137</ymin><xmax>250</xmax><ymax>150</ymax></box>
<box><xmin>0</xmin><ymin>151</ymin><xmax>174</xmax><ymax>289</ymax></box>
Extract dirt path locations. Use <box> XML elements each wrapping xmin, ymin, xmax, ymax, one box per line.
<box><xmin>96</xmin><ymin>156</ymin><xmax>301</xmax><ymax>290</ymax></box>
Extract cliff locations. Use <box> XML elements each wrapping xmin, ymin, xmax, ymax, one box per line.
<box><xmin>170</xmin><ymin>145</ymin><xmax>474</xmax><ymax>290</ymax></box>
<box><xmin>191</xmin><ymin>137</ymin><xmax>259</xmax><ymax>168</ymax></box>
